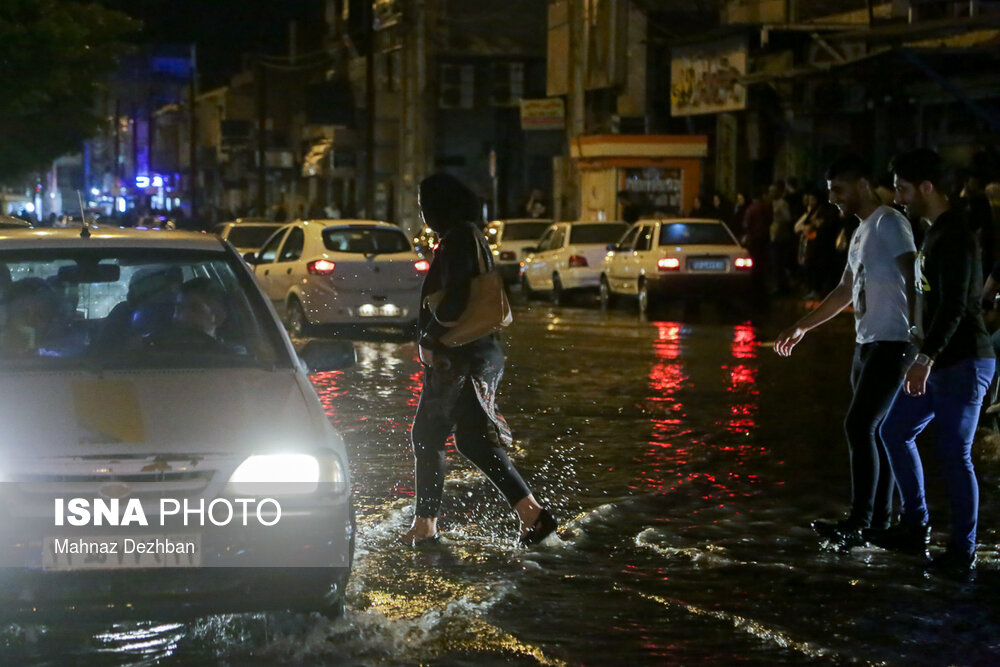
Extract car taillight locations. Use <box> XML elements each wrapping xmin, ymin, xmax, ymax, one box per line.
<box><xmin>568</xmin><ymin>255</ymin><xmax>588</xmax><ymax>268</ymax></box>
<box><xmin>307</xmin><ymin>259</ymin><xmax>336</xmax><ymax>275</ymax></box>
<box><xmin>499</xmin><ymin>251</ymin><xmax>516</xmax><ymax>261</ymax></box>
<box><xmin>414</xmin><ymin>260</ymin><xmax>430</xmax><ymax>272</ymax></box>
<box><xmin>657</xmin><ymin>257</ymin><xmax>681</xmax><ymax>271</ymax></box>
<box><xmin>735</xmin><ymin>257</ymin><xmax>753</xmax><ymax>270</ymax></box>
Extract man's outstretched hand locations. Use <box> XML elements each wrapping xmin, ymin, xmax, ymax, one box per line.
<box><xmin>774</xmin><ymin>327</ymin><xmax>806</xmax><ymax>357</ymax></box>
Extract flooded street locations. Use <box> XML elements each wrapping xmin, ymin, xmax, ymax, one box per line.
<box><xmin>4</xmin><ymin>299</ymin><xmax>1000</xmax><ymax>665</ymax></box>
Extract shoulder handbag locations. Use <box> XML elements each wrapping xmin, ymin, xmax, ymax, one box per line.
<box><xmin>426</xmin><ymin>235</ymin><xmax>513</xmax><ymax>347</ymax></box>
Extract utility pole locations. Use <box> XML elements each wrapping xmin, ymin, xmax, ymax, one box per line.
<box><xmin>364</xmin><ymin>0</ymin><xmax>376</xmax><ymax>218</ymax></box>
<box><xmin>113</xmin><ymin>99</ymin><xmax>121</xmax><ymax>213</ymax></box>
<box><xmin>188</xmin><ymin>44</ymin><xmax>199</xmax><ymax>225</ymax></box>
<box><xmin>564</xmin><ymin>0</ymin><xmax>586</xmax><ymax>221</ymax></box>
<box><xmin>255</xmin><ymin>56</ymin><xmax>267</xmax><ymax>216</ymax></box>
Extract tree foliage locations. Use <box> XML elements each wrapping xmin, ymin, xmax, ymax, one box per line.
<box><xmin>0</xmin><ymin>0</ymin><xmax>138</xmax><ymax>181</ymax></box>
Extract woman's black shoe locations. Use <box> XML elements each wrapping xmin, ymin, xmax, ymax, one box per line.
<box><xmin>519</xmin><ymin>508</ymin><xmax>557</xmax><ymax>546</ymax></box>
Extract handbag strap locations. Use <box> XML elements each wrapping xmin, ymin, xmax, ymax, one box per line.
<box><xmin>472</xmin><ymin>228</ymin><xmax>493</xmax><ymax>275</ymax></box>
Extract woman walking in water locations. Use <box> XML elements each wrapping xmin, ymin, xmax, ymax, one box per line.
<box><xmin>403</xmin><ymin>172</ymin><xmax>557</xmax><ymax>547</ymax></box>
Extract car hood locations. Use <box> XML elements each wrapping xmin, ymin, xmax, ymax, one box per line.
<box><xmin>0</xmin><ymin>368</ymin><xmax>327</xmax><ymax>459</ymax></box>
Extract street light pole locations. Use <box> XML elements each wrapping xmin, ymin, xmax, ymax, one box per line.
<box><xmin>255</xmin><ymin>56</ymin><xmax>267</xmax><ymax>216</ymax></box>
<box><xmin>364</xmin><ymin>0</ymin><xmax>376</xmax><ymax>218</ymax></box>
<box><xmin>189</xmin><ymin>44</ymin><xmax>199</xmax><ymax>225</ymax></box>
<box><xmin>489</xmin><ymin>147</ymin><xmax>498</xmax><ymax>219</ymax></box>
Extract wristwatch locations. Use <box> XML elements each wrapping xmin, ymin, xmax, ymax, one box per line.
<box><xmin>913</xmin><ymin>352</ymin><xmax>934</xmax><ymax>367</ymax></box>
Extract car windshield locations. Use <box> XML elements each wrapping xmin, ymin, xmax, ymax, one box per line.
<box><xmin>658</xmin><ymin>222</ymin><xmax>734</xmax><ymax>246</ymax></box>
<box><xmin>501</xmin><ymin>222</ymin><xmax>551</xmax><ymax>241</ymax></box>
<box><xmin>0</xmin><ymin>249</ymin><xmax>289</xmax><ymax>371</ymax></box>
<box><xmin>322</xmin><ymin>226</ymin><xmax>411</xmax><ymax>254</ymax></box>
<box><xmin>569</xmin><ymin>223</ymin><xmax>629</xmax><ymax>244</ymax></box>
<box><xmin>225</xmin><ymin>224</ymin><xmax>282</xmax><ymax>249</ymax></box>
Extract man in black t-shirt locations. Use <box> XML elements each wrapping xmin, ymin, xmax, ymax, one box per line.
<box><xmin>875</xmin><ymin>149</ymin><xmax>995</xmax><ymax>578</ymax></box>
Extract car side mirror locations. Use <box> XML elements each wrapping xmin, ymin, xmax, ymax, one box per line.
<box><xmin>296</xmin><ymin>339</ymin><xmax>356</xmax><ymax>373</ymax></box>
<box><xmin>242</xmin><ymin>251</ymin><xmax>258</xmax><ymax>264</ymax></box>
<box><xmin>606</xmin><ymin>243</ymin><xmax>618</xmax><ymax>252</ymax></box>
<box><xmin>525</xmin><ymin>246</ymin><xmax>538</xmax><ymax>254</ymax></box>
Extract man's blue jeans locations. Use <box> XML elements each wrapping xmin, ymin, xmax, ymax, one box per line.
<box><xmin>880</xmin><ymin>357</ymin><xmax>995</xmax><ymax>557</ymax></box>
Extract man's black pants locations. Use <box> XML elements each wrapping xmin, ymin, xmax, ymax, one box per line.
<box><xmin>844</xmin><ymin>340</ymin><xmax>910</xmax><ymax>528</ymax></box>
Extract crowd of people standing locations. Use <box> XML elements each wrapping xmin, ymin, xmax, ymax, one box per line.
<box><xmin>720</xmin><ymin>159</ymin><xmax>1000</xmax><ymax>307</ymax></box>
<box><xmin>774</xmin><ymin>149</ymin><xmax>1000</xmax><ymax>579</ymax></box>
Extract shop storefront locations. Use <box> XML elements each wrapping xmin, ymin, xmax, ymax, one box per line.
<box><xmin>569</xmin><ymin>135</ymin><xmax>708</xmax><ymax>221</ymax></box>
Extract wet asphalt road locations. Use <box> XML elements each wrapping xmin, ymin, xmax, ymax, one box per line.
<box><xmin>3</xmin><ymin>295</ymin><xmax>1000</xmax><ymax>665</ymax></box>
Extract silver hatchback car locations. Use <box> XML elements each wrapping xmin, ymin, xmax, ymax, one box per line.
<box><xmin>0</xmin><ymin>227</ymin><xmax>355</xmax><ymax>619</ymax></box>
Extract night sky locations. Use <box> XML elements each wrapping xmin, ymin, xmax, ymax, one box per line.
<box><xmin>92</xmin><ymin>0</ymin><xmax>326</xmax><ymax>86</ymax></box>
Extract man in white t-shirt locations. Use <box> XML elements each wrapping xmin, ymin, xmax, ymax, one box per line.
<box><xmin>775</xmin><ymin>155</ymin><xmax>917</xmax><ymax>550</ymax></box>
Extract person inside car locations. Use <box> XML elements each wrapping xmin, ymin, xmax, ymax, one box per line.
<box><xmin>169</xmin><ymin>278</ymin><xmax>238</xmax><ymax>352</ymax></box>
<box><xmin>139</xmin><ymin>277</ymin><xmax>241</xmax><ymax>355</ymax></box>
<box><xmin>0</xmin><ymin>277</ymin><xmax>62</xmax><ymax>355</ymax></box>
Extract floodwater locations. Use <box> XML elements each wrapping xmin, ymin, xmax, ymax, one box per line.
<box><xmin>4</xmin><ymin>299</ymin><xmax>1000</xmax><ymax>665</ymax></box>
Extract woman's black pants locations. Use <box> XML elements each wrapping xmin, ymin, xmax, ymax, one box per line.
<box><xmin>412</xmin><ymin>371</ymin><xmax>530</xmax><ymax>517</ymax></box>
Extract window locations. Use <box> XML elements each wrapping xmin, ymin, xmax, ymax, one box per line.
<box><xmin>279</xmin><ymin>227</ymin><xmax>304</xmax><ymax>262</ymax></box>
<box><xmin>633</xmin><ymin>225</ymin><xmax>654</xmax><ymax>251</ymax></box>
<box><xmin>569</xmin><ymin>223</ymin><xmax>630</xmax><ymax>245</ymax></box>
<box><xmin>257</xmin><ymin>229</ymin><xmax>288</xmax><ymax>263</ymax></box>
<box><xmin>536</xmin><ymin>228</ymin><xmax>556</xmax><ymax>251</ymax></box>
<box><xmin>381</xmin><ymin>51</ymin><xmax>401</xmax><ymax>92</ymax></box>
<box><xmin>617</xmin><ymin>225</ymin><xmax>639</xmax><ymax>249</ymax></box>
<box><xmin>491</xmin><ymin>62</ymin><xmax>525</xmax><ymax>106</ymax></box>
<box><xmin>439</xmin><ymin>64</ymin><xmax>474</xmax><ymax>109</ymax></box>
<box><xmin>659</xmin><ymin>222</ymin><xmax>734</xmax><ymax>246</ymax></box>
<box><xmin>549</xmin><ymin>227</ymin><xmax>566</xmax><ymax>250</ymax></box>
<box><xmin>225</xmin><ymin>224</ymin><xmax>283</xmax><ymax>249</ymax></box>
<box><xmin>502</xmin><ymin>221</ymin><xmax>551</xmax><ymax>241</ymax></box>
<box><xmin>322</xmin><ymin>226</ymin><xmax>411</xmax><ymax>254</ymax></box>
<box><xmin>0</xmin><ymin>249</ymin><xmax>287</xmax><ymax>371</ymax></box>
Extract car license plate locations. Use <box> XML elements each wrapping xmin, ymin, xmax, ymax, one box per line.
<box><xmin>42</xmin><ymin>535</ymin><xmax>201</xmax><ymax>570</ymax></box>
<box><xmin>358</xmin><ymin>304</ymin><xmax>400</xmax><ymax>317</ymax></box>
<box><xmin>689</xmin><ymin>259</ymin><xmax>726</xmax><ymax>271</ymax></box>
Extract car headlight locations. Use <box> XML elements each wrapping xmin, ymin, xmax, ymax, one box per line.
<box><xmin>225</xmin><ymin>454</ymin><xmax>344</xmax><ymax>495</ymax></box>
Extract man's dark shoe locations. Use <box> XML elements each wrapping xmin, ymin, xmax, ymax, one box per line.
<box><xmin>927</xmin><ymin>548</ymin><xmax>976</xmax><ymax>580</ymax></box>
<box><xmin>811</xmin><ymin>518</ymin><xmax>867</xmax><ymax>549</ymax></box>
<box><xmin>864</xmin><ymin>522</ymin><xmax>930</xmax><ymax>559</ymax></box>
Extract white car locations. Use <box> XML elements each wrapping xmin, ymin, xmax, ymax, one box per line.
<box><xmin>0</xmin><ymin>215</ymin><xmax>32</xmax><ymax>229</ymax></box>
<box><xmin>0</xmin><ymin>227</ymin><xmax>355</xmax><ymax>618</ymax></box>
<box><xmin>520</xmin><ymin>220</ymin><xmax>629</xmax><ymax>304</ymax></box>
<box><xmin>485</xmin><ymin>218</ymin><xmax>553</xmax><ymax>284</ymax></box>
<box><xmin>213</xmin><ymin>220</ymin><xmax>285</xmax><ymax>255</ymax></box>
<box><xmin>600</xmin><ymin>218</ymin><xmax>753</xmax><ymax>313</ymax></box>
<box><xmin>249</xmin><ymin>219</ymin><xmax>427</xmax><ymax>336</ymax></box>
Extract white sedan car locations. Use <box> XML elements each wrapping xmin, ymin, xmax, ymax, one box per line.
<box><xmin>212</xmin><ymin>220</ymin><xmax>285</xmax><ymax>256</ymax></box>
<box><xmin>600</xmin><ymin>218</ymin><xmax>753</xmax><ymax>313</ymax></box>
<box><xmin>520</xmin><ymin>220</ymin><xmax>629</xmax><ymax>304</ymax></box>
<box><xmin>0</xmin><ymin>227</ymin><xmax>354</xmax><ymax>618</ymax></box>
<box><xmin>485</xmin><ymin>218</ymin><xmax>553</xmax><ymax>284</ymax></box>
<box><xmin>250</xmin><ymin>219</ymin><xmax>427</xmax><ymax>336</ymax></box>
